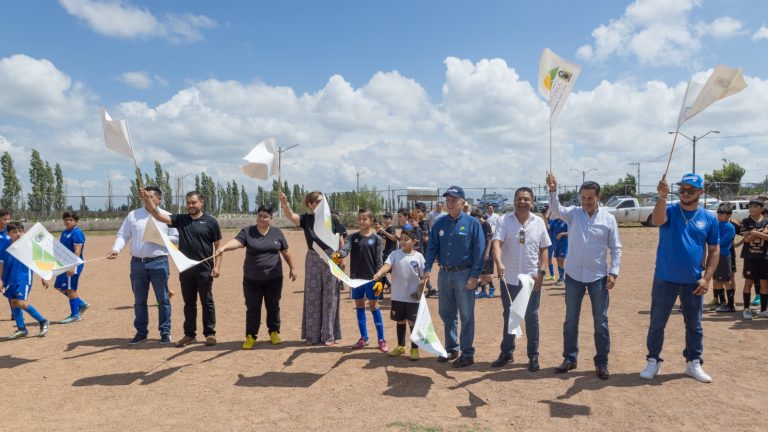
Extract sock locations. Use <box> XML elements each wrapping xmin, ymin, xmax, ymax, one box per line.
<box><xmin>488</xmin><ymin>281</ymin><xmax>495</xmax><ymax>290</ymax></box>
<box><xmin>558</xmin><ymin>267</ymin><xmax>565</xmax><ymax>280</ymax></box>
<box><xmin>396</xmin><ymin>323</ymin><xmax>406</xmax><ymax>346</ymax></box>
<box><xmin>356</xmin><ymin>308</ymin><xmax>368</xmax><ymax>340</ymax></box>
<box><xmin>69</xmin><ymin>298</ymin><xmax>80</xmax><ymax>317</ymax></box>
<box><xmin>371</xmin><ymin>308</ymin><xmax>385</xmax><ymax>341</ymax></box>
<box><xmin>12</xmin><ymin>307</ymin><xmax>25</xmax><ymax>330</ymax></box>
<box><xmin>761</xmin><ymin>293</ymin><xmax>768</xmax><ymax>312</ymax></box>
<box><xmin>76</xmin><ymin>297</ymin><xmax>86</xmax><ymax>308</ymax></box>
<box><xmin>548</xmin><ymin>263</ymin><xmax>555</xmax><ymax>276</ymax></box>
<box><xmin>714</xmin><ymin>289</ymin><xmax>725</xmax><ymax>304</ymax></box>
<box><xmin>727</xmin><ymin>290</ymin><xmax>735</xmax><ymax>306</ymax></box>
<box><xmin>743</xmin><ymin>292</ymin><xmax>751</xmax><ymax>310</ymax></box>
<box><xmin>409</xmin><ymin>323</ymin><xmax>417</xmax><ymax>349</ymax></box>
<box><xmin>24</xmin><ymin>304</ymin><xmax>46</xmax><ymax>323</ymax></box>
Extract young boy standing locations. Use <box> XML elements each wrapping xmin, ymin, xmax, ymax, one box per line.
<box><xmin>376</xmin><ymin>213</ymin><xmax>398</xmax><ymax>292</ymax></box>
<box><xmin>739</xmin><ymin>199</ymin><xmax>768</xmax><ymax>319</ymax></box>
<box><xmin>372</xmin><ymin>228</ymin><xmax>425</xmax><ymax>360</ymax></box>
<box><xmin>2</xmin><ymin>222</ymin><xmax>50</xmax><ymax>339</ymax></box>
<box><xmin>0</xmin><ymin>209</ymin><xmax>12</xmax><ymax>320</ymax></box>
<box><xmin>336</xmin><ymin>208</ymin><xmax>387</xmax><ymax>352</ymax></box>
<box><xmin>55</xmin><ymin>211</ymin><xmax>90</xmax><ymax>323</ymax></box>
<box><xmin>712</xmin><ymin>203</ymin><xmax>736</xmax><ymax>311</ymax></box>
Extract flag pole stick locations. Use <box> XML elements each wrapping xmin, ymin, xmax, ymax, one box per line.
<box><xmin>663</xmin><ymin>129</ymin><xmax>679</xmax><ymax>180</ymax></box>
<box><xmin>82</xmin><ymin>256</ymin><xmax>110</xmax><ymax>264</ymax></box>
<box><xmin>548</xmin><ymin>118</ymin><xmax>552</xmax><ymax>174</ymax></box>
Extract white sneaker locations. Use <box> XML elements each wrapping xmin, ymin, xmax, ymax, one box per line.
<box><xmin>685</xmin><ymin>359</ymin><xmax>712</xmax><ymax>383</ymax></box>
<box><xmin>758</xmin><ymin>310</ymin><xmax>768</xmax><ymax>318</ymax></box>
<box><xmin>743</xmin><ymin>309</ymin><xmax>754</xmax><ymax>320</ymax></box>
<box><xmin>639</xmin><ymin>358</ymin><xmax>661</xmax><ymax>380</ymax></box>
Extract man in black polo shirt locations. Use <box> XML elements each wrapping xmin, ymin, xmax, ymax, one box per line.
<box><xmin>141</xmin><ymin>189</ymin><xmax>223</xmax><ymax>347</ymax></box>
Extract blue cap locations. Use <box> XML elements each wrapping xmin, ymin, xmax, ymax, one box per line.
<box><xmin>442</xmin><ymin>186</ymin><xmax>465</xmax><ymax>199</ymax></box>
<box><xmin>678</xmin><ymin>173</ymin><xmax>703</xmax><ymax>189</ymax></box>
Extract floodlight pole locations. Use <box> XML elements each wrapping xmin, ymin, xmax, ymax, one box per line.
<box><xmin>277</xmin><ymin>144</ymin><xmax>300</xmax><ymax>217</ymax></box>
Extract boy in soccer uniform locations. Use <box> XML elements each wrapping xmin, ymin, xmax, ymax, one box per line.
<box><xmin>549</xmin><ymin>216</ymin><xmax>569</xmax><ymax>285</ymax></box>
<box><xmin>739</xmin><ymin>199</ymin><xmax>768</xmax><ymax>319</ymax></box>
<box><xmin>1</xmin><ymin>222</ymin><xmax>50</xmax><ymax>339</ymax></box>
<box><xmin>336</xmin><ymin>208</ymin><xmax>387</xmax><ymax>352</ymax></box>
<box><xmin>55</xmin><ymin>211</ymin><xmax>90</xmax><ymax>323</ymax></box>
<box><xmin>0</xmin><ymin>209</ymin><xmax>12</xmax><ymax>320</ymax></box>
<box><xmin>376</xmin><ymin>213</ymin><xmax>398</xmax><ymax>292</ymax></box>
<box><xmin>372</xmin><ymin>228</ymin><xmax>425</xmax><ymax>361</ymax></box>
<box><xmin>712</xmin><ymin>203</ymin><xmax>737</xmax><ymax>311</ymax></box>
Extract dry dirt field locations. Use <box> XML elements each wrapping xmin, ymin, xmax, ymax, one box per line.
<box><xmin>1</xmin><ymin>226</ymin><xmax>766</xmax><ymax>432</ymax></box>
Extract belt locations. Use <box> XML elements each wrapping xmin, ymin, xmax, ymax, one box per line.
<box><xmin>440</xmin><ymin>265</ymin><xmax>471</xmax><ymax>272</ymax></box>
<box><xmin>132</xmin><ymin>255</ymin><xmax>168</xmax><ymax>263</ymax></box>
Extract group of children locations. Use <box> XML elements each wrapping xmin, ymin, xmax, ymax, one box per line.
<box><xmin>3</xmin><ymin>210</ymin><xmax>90</xmax><ymax>339</ymax></box>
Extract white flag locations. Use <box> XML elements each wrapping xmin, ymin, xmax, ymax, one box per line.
<box><xmin>311</xmin><ymin>243</ymin><xmax>370</xmax><ymax>288</ymax></box>
<box><xmin>681</xmin><ymin>65</ymin><xmax>747</xmax><ymax>125</ymax></box>
<box><xmin>676</xmin><ymin>80</ymin><xmax>701</xmax><ymax>130</ymax></box>
<box><xmin>538</xmin><ymin>48</ymin><xmax>581</xmax><ymax>124</ymax></box>
<box><xmin>410</xmin><ymin>294</ymin><xmax>449</xmax><ymax>358</ymax></box>
<box><xmin>239</xmin><ymin>138</ymin><xmax>279</xmax><ymax>180</ymax></box>
<box><xmin>6</xmin><ymin>223</ymin><xmax>83</xmax><ymax>280</ymax></box>
<box><xmin>142</xmin><ymin>217</ymin><xmax>201</xmax><ymax>273</ymax></box>
<box><xmin>313</xmin><ymin>193</ymin><xmax>339</xmax><ymax>252</ymax></box>
<box><xmin>101</xmin><ymin>108</ymin><xmax>135</xmax><ymax>159</ymax></box>
<box><xmin>506</xmin><ymin>274</ymin><xmax>535</xmax><ymax>337</ymax></box>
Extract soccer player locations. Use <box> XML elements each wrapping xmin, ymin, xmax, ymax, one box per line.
<box><xmin>376</xmin><ymin>213</ymin><xmax>398</xmax><ymax>292</ymax></box>
<box><xmin>0</xmin><ymin>209</ymin><xmax>12</xmax><ymax>320</ymax></box>
<box><xmin>336</xmin><ymin>208</ymin><xmax>387</xmax><ymax>352</ymax></box>
<box><xmin>549</xmin><ymin>216</ymin><xmax>569</xmax><ymax>285</ymax></box>
<box><xmin>712</xmin><ymin>203</ymin><xmax>736</xmax><ymax>312</ymax></box>
<box><xmin>739</xmin><ymin>199</ymin><xmax>768</xmax><ymax>319</ymax></box>
<box><xmin>54</xmin><ymin>211</ymin><xmax>90</xmax><ymax>323</ymax></box>
<box><xmin>2</xmin><ymin>222</ymin><xmax>50</xmax><ymax>339</ymax></box>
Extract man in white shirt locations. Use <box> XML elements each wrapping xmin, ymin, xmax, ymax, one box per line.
<box><xmin>485</xmin><ymin>205</ymin><xmax>500</xmax><ymax>234</ymax></box>
<box><xmin>107</xmin><ymin>186</ymin><xmax>179</xmax><ymax>345</ymax></box>
<box><xmin>491</xmin><ymin>187</ymin><xmax>550</xmax><ymax>372</ymax></box>
<box><xmin>547</xmin><ymin>175</ymin><xmax>621</xmax><ymax>379</ymax></box>
<box><xmin>427</xmin><ymin>202</ymin><xmax>446</xmax><ymax>229</ymax></box>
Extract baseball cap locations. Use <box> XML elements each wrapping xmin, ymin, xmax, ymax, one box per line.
<box><xmin>442</xmin><ymin>186</ymin><xmax>465</xmax><ymax>199</ymax></box>
<box><xmin>677</xmin><ymin>173</ymin><xmax>703</xmax><ymax>189</ymax></box>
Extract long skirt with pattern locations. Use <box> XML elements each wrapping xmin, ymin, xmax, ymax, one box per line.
<box><xmin>301</xmin><ymin>249</ymin><xmax>342</xmax><ymax>343</ymax></box>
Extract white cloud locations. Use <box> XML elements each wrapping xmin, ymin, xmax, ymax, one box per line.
<box><xmin>116</xmin><ymin>71</ymin><xmax>167</xmax><ymax>90</ymax></box>
<box><xmin>753</xmin><ymin>25</ymin><xmax>768</xmax><ymax>41</ymax></box>
<box><xmin>695</xmin><ymin>16</ymin><xmax>746</xmax><ymax>38</ymax></box>
<box><xmin>59</xmin><ymin>0</ymin><xmax>216</xmax><ymax>43</ymax></box>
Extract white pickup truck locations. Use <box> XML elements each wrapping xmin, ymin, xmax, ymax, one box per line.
<box><xmin>605</xmin><ymin>197</ymin><xmax>656</xmax><ymax>226</ymax></box>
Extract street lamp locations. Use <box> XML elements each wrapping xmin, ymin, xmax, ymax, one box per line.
<box><xmin>277</xmin><ymin>144</ymin><xmax>300</xmax><ymax>217</ymax></box>
<box><xmin>175</xmin><ymin>173</ymin><xmax>192</xmax><ymax>214</ymax></box>
<box><xmin>570</xmin><ymin>168</ymin><xmax>598</xmax><ymax>185</ymax></box>
<box><xmin>667</xmin><ymin>130</ymin><xmax>719</xmax><ymax>173</ymax></box>
<box><xmin>355</xmin><ymin>169</ymin><xmax>366</xmax><ymax>210</ymax></box>
<box><xmin>629</xmin><ymin>162</ymin><xmax>640</xmax><ymax>195</ymax></box>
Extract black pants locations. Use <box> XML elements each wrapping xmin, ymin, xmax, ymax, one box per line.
<box><xmin>243</xmin><ymin>276</ymin><xmax>283</xmax><ymax>337</ymax></box>
<box><xmin>180</xmin><ymin>270</ymin><xmax>216</xmax><ymax>338</ymax></box>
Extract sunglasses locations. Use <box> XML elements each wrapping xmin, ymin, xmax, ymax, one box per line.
<box><xmin>677</xmin><ymin>188</ymin><xmax>699</xmax><ymax>196</ymax></box>
<box><xmin>518</xmin><ymin>228</ymin><xmax>526</xmax><ymax>244</ymax></box>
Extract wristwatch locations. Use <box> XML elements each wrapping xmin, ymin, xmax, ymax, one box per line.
<box><xmin>538</xmin><ymin>270</ymin><xmax>546</xmax><ymax>276</ymax></box>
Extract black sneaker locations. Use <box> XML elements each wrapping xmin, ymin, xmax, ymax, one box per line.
<box><xmin>491</xmin><ymin>353</ymin><xmax>513</xmax><ymax>368</ymax></box>
<box><xmin>437</xmin><ymin>350</ymin><xmax>459</xmax><ymax>363</ymax></box>
<box><xmin>715</xmin><ymin>303</ymin><xmax>735</xmax><ymax>313</ymax></box>
<box><xmin>159</xmin><ymin>334</ymin><xmax>172</xmax><ymax>345</ymax></box>
<box><xmin>453</xmin><ymin>355</ymin><xmax>475</xmax><ymax>368</ymax></box>
<box><xmin>425</xmin><ymin>289</ymin><xmax>439</xmax><ymax>298</ymax></box>
<box><xmin>528</xmin><ymin>356</ymin><xmax>540</xmax><ymax>372</ymax></box>
<box><xmin>128</xmin><ymin>334</ymin><xmax>148</xmax><ymax>345</ymax></box>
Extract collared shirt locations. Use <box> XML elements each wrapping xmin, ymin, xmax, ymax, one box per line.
<box><xmin>427</xmin><ymin>210</ymin><xmax>446</xmax><ymax>229</ymax></box>
<box><xmin>549</xmin><ymin>191</ymin><xmax>622</xmax><ymax>283</ymax></box>
<box><xmin>424</xmin><ymin>211</ymin><xmax>485</xmax><ymax>278</ymax></box>
<box><xmin>485</xmin><ymin>212</ymin><xmax>500</xmax><ymax>233</ymax></box>
<box><xmin>492</xmin><ymin>212</ymin><xmax>551</xmax><ymax>278</ymax></box>
<box><xmin>111</xmin><ymin>207</ymin><xmax>179</xmax><ymax>259</ymax></box>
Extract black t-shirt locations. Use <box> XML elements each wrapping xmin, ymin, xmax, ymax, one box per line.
<box><xmin>340</xmin><ymin>232</ymin><xmax>383</xmax><ymax>279</ymax></box>
<box><xmin>381</xmin><ymin>226</ymin><xmax>397</xmax><ymax>259</ymax></box>
<box><xmin>235</xmin><ymin>226</ymin><xmax>288</xmax><ymax>281</ymax></box>
<box><xmin>740</xmin><ymin>217</ymin><xmax>768</xmax><ymax>260</ymax></box>
<box><xmin>481</xmin><ymin>220</ymin><xmax>492</xmax><ymax>243</ymax></box>
<box><xmin>299</xmin><ymin>213</ymin><xmax>344</xmax><ymax>251</ymax></box>
<box><xmin>169</xmin><ymin>213</ymin><xmax>222</xmax><ymax>271</ymax></box>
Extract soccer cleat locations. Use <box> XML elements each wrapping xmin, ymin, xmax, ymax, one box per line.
<box><xmin>378</xmin><ymin>339</ymin><xmax>389</xmax><ymax>353</ymax></box>
<box><xmin>685</xmin><ymin>359</ymin><xmax>712</xmax><ymax>383</ymax></box>
<box><xmin>58</xmin><ymin>315</ymin><xmax>82</xmax><ymax>324</ymax></box>
<box><xmin>242</xmin><ymin>335</ymin><xmax>256</xmax><ymax>350</ymax></box>
<box><xmin>351</xmin><ymin>337</ymin><xmax>369</xmax><ymax>349</ymax></box>
<box><xmin>752</xmin><ymin>294</ymin><xmax>761</xmax><ymax>306</ymax></box>
<box><xmin>715</xmin><ymin>303</ymin><xmax>735</xmax><ymax>313</ymax></box>
<box><xmin>640</xmin><ymin>358</ymin><xmax>660</xmax><ymax>380</ymax></box>
<box><xmin>175</xmin><ymin>335</ymin><xmax>196</xmax><ymax>347</ymax></box>
<box><xmin>388</xmin><ymin>345</ymin><xmax>406</xmax><ymax>357</ymax></box>
<box><xmin>205</xmin><ymin>336</ymin><xmax>217</xmax><ymax>346</ymax></box>
<box><xmin>410</xmin><ymin>348</ymin><xmax>420</xmax><ymax>361</ymax></box>
<box><xmin>546</xmin><ymin>275</ymin><xmax>555</xmax><ymax>281</ymax></box>
<box><xmin>555</xmin><ymin>279</ymin><xmax>564</xmax><ymax>286</ymax></box>
<box><xmin>743</xmin><ymin>309</ymin><xmax>754</xmax><ymax>320</ymax></box>
<box><xmin>8</xmin><ymin>328</ymin><xmax>28</xmax><ymax>340</ymax></box>
<box><xmin>269</xmin><ymin>331</ymin><xmax>282</xmax><ymax>345</ymax></box>
<box><xmin>78</xmin><ymin>302</ymin><xmax>91</xmax><ymax>316</ymax></box>
<box><xmin>38</xmin><ymin>320</ymin><xmax>49</xmax><ymax>337</ymax></box>
<box><xmin>758</xmin><ymin>310</ymin><xmax>768</xmax><ymax>318</ymax></box>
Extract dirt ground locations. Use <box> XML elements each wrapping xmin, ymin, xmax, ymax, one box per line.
<box><xmin>1</xmin><ymin>225</ymin><xmax>766</xmax><ymax>432</ymax></box>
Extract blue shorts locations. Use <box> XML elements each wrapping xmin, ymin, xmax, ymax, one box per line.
<box><xmin>552</xmin><ymin>241</ymin><xmax>568</xmax><ymax>258</ymax></box>
<box><xmin>351</xmin><ymin>281</ymin><xmax>382</xmax><ymax>301</ymax></box>
<box><xmin>3</xmin><ymin>285</ymin><xmax>30</xmax><ymax>301</ymax></box>
<box><xmin>54</xmin><ymin>272</ymin><xmax>81</xmax><ymax>291</ymax></box>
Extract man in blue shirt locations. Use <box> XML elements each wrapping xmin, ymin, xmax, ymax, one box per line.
<box><xmin>640</xmin><ymin>173</ymin><xmax>719</xmax><ymax>383</ymax></box>
<box><xmin>424</xmin><ymin>186</ymin><xmax>485</xmax><ymax>368</ymax></box>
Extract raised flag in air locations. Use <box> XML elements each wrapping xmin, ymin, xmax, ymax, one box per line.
<box><xmin>681</xmin><ymin>65</ymin><xmax>747</xmax><ymax>126</ymax></box>
<box><xmin>239</xmin><ymin>138</ymin><xmax>279</xmax><ymax>180</ymax></box>
<box><xmin>313</xmin><ymin>193</ymin><xmax>339</xmax><ymax>252</ymax></box>
<box><xmin>6</xmin><ymin>223</ymin><xmax>83</xmax><ymax>280</ymax></box>
<box><xmin>538</xmin><ymin>48</ymin><xmax>581</xmax><ymax>124</ymax></box>
<box><xmin>101</xmin><ymin>108</ymin><xmax>135</xmax><ymax>159</ymax></box>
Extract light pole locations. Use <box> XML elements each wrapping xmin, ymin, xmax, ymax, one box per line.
<box><xmin>277</xmin><ymin>144</ymin><xmax>300</xmax><ymax>217</ymax></box>
<box><xmin>667</xmin><ymin>130</ymin><xmax>719</xmax><ymax>173</ymax></box>
<box><xmin>629</xmin><ymin>162</ymin><xmax>640</xmax><ymax>195</ymax></box>
<box><xmin>570</xmin><ymin>168</ymin><xmax>598</xmax><ymax>185</ymax></box>
<box><xmin>355</xmin><ymin>169</ymin><xmax>366</xmax><ymax>210</ymax></box>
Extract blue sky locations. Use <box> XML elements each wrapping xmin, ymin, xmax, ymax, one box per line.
<box><xmin>1</xmin><ymin>0</ymin><xmax>767</xmax><ymax>205</ymax></box>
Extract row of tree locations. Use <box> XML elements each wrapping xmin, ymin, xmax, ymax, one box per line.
<box><xmin>0</xmin><ymin>150</ymin><xmax>65</xmax><ymax>217</ymax></box>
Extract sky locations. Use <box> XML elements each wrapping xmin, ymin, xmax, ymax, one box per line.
<box><xmin>1</xmin><ymin>0</ymin><xmax>767</xmax><ymax>206</ymax></box>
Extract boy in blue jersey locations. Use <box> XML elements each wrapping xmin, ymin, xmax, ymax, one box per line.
<box><xmin>54</xmin><ymin>211</ymin><xmax>90</xmax><ymax>323</ymax></box>
<box><xmin>2</xmin><ymin>222</ymin><xmax>50</xmax><ymax>339</ymax></box>
<box><xmin>712</xmin><ymin>203</ymin><xmax>736</xmax><ymax>312</ymax></box>
<box><xmin>549</xmin><ymin>216</ymin><xmax>569</xmax><ymax>285</ymax></box>
<box><xmin>335</xmin><ymin>208</ymin><xmax>387</xmax><ymax>352</ymax></box>
<box><xmin>0</xmin><ymin>209</ymin><xmax>12</xmax><ymax>320</ymax></box>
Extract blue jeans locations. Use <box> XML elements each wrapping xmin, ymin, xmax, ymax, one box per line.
<box><xmin>499</xmin><ymin>280</ymin><xmax>541</xmax><ymax>358</ymax></box>
<box><xmin>647</xmin><ymin>278</ymin><xmax>703</xmax><ymax>362</ymax></box>
<box><xmin>563</xmin><ymin>275</ymin><xmax>610</xmax><ymax>366</ymax></box>
<box><xmin>437</xmin><ymin>268</ymin><xmax>475</xmax><ymax>357</ymax></box>
<box><xmin>130</xmin><ymin>257</ymin><xmax>171</xmax><ymax>337</ymax></box>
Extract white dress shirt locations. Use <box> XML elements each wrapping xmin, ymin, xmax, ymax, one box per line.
<box><xmin>549</xmin><ymin>191</ymin><xmax>621</xmax><ymax>283</ymax></box>
<box><xmin>492</xmin><ymin>212</ymin><xmax>551</xmax><ymax>279</ymax></box>
<box><xmin>111</xmin><ymin>207</ymin><xmax>179</xmax><ymax>258</ymax></box>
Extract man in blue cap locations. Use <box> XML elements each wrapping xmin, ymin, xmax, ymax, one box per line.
<box><xmin>640</xmin><ymin>173</ymin><xmax>719</xmax><ymax>383</ymax></box>
<box><xmin>424</xmin><ymin>186</ymin><xmax>485</xmax><ymax>367</ymax></box>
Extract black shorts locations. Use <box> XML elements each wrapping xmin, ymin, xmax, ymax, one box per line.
<box><xmin>743</xmin><ymin>258</ymin><xmax>768</xmax><ymax>281</ymax></box>
<box><xmin>714</xmin><ymin>255</ymin><xmax>732</xmax><ymax>282</ymax></box>
<box><xmin>730</xmin><ymin>246</ymin><xmax>737</xmax><ymax>272</ymax></box>
<box><xmin>390</xmin><ymin>300</ymin><xmax>419</xmax><ymax>322</ymax></box>
<box><xmin>481</xmin><ymin>258</ymin><xmax>494</xmax><ymax>275</ymax></box>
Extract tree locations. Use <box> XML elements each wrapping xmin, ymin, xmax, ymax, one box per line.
<box><xmin>128</xmin><ymin>167</ymin><xmax>144</xmax><ymax>209</ymax></box>
<box><xmin>54</xmin><ymin>163</ymin><xmax>65</xmax><ymax>212</ymax></box>
<box><xmin>0</xmin><ymin>151</ymin><xmax>21</xmax><ymax>211</ymax></box>
<box><xmin>153</xmin><ymin>161</ymin><xmax>173</xmax><ymax>210</ymax></box>
<box><xmin>601</xmin><ymin>174</ymin><xmax>637</xmax><ymax>199</ymax></box>
<box><xmin>241</xmin><ymin>185</ymin><xmax>249</xmax><ymax>213</ymax></box>
<box><xmin>704</xmin><ymin>159</ymin><xmax>746</xmax><ymax>198</ymax></box>
<box><xmin>28</xmin><ymin>149</ymin><xmax>47</xmax><ymax>216</ymax></box>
